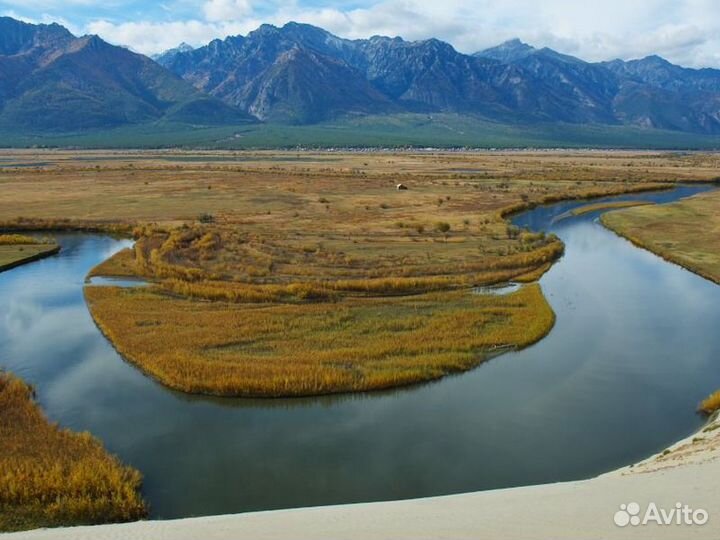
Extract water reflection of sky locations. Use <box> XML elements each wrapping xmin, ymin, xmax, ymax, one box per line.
<box><xmin>1</xmin><ymin>188</ymin><xmax>719</xmax><ymax>520</ymax></box>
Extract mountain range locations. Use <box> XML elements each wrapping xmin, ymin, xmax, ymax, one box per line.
<box><xmin>158</xmin><ymin>23</ymin><xmax>720</xmax><ymax>133</ymax></box>
<box><xmin>0</xmin><ymin>17</ymin><xmax>253</xmax><ymax>131</ymax></box>
<box><xmin>2</xmin><ymin>16</ymin><xmax>720</xmax><ymax>136</ymax></box>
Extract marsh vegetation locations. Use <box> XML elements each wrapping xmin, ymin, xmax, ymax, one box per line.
<box><xmin>85</xmin><ymin>284</ymin><xmax>554</xmax><ymax>396</ymax></box>
<box><xmin>601</xmin><ymin>189</ymin><xmax>720</xmax><ymax>285</ymax></box>
<box><xmin>0</xmin><ymin>371</ymin><xmax>146</xmax><ymax>532</ymax></box>
<box><xmin>0</xmin><ymin>234</ymin><xmax>59</xmax><ymax>272</ymax></box>
<box><xmin>569</xmin><ymin>200</ymin><xmax>654</xmax><ymax>216</ymax></box>
<box><xmin>2</xmin><ymin>150</ymin><xmax>719</xmax><ymax>397</ymax></box>
<box><xmin>700</xmin><ymin>390</ymin><xmax>720</xmax><ymax>415</ymax></box>
<box><xmin>2</xmin><ymin>174</ymin><xmax>719</xmax><ymax>526</ymax></box>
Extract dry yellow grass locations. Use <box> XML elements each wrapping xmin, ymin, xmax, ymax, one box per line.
<box><xmin>570</xmin><ymin>200</ymin><xmax>654</xmax><ymax>216</ymax></box>
<box><xmin>108</xmin><ymin>223</ymin><xmax>565</xmax><ymax>299</ymax></box>
<box><xmin>602</xmin><ymin>190</ymin><xmax>720</xmax><ymax>285</ymax></box>
<box><xmin>85</xmin><ymin>283</ymin><xmax>554</xmax><ymax>397</ymax></box>
<box><xmin>0</xmin><ymin>234</ymin><xmax>59</xmax><ymax>272</ymax></box>
<box><xmin>2</xmin><ymin>150</ymin><xmax>716</xmax><ymax>396</ymax></box>
<box><xmin>0</xmin><ymin>371</ymin><xmax>146</xmax><ymax>532</ymax></box>
<box><xmin>1</xmin><ymin>151</ymin><xmax>718</xmax><ymax>528</ymax></box>
<box><xmin>0</xmin><ymin>234</ymin><xmax>44</xmax><ymax>245</ymax></box>
<box><xmin>700</xmin><ymin>390</ymin><xmax>720</xmax><ymax>415</ymax></box>
<box><xmin>1</xmin><ymin>150</ymin><xmax>716</xmax><ymax>228</ymax></box>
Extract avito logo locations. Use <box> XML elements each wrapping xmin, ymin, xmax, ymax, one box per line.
<box><xmin>614</xmin><ymin>502</ymin><xmax>709</xmax><ymax>527</ymax></box>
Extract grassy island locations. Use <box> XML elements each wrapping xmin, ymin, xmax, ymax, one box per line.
<box><xmin>85</xmin><ymin>283</ymin><xmax>554</xmax><ymax>397</ymax></box>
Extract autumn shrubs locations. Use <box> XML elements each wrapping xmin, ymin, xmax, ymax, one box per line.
<box><xmin>110</xmin><ymin>221</ymin><xmax>563</xmax><ymax>301</ymax></box>
<box><xmin>0</xmin><ymin>234</ymin><xmax>60</xmax><ymax>272</ymax></box>
<box><xmin>0</xmin><ymin>234</ymin><xmax>44</xmax><ymax>245</ymax></box>
<box><xmin>0</xmin><ymin>372</ymin><xmax>146</xmax><ymax>532</ymax></box>
<box><xmin>699</xmin><ymin>390</ymin><xmax>720</xmax><ymax>415</ymax></box>
<box><xmin>83</xmin><ymin>209</ymin><xmax>563</xmax><ymax>396</ymax></box>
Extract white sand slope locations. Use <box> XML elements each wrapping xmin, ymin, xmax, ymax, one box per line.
<box><xmin>6</xmin><ymin>413</ymin><xmax>719</xmax><ymax>540</ymax></box>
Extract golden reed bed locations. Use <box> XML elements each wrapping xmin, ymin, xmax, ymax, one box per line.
<box><xmin>0</xmin><ymin>372</ymin><xmax>146</xmax><ymax>532</ymax></box>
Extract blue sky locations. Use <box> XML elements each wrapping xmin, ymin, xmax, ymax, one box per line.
<box><xmin>3</xmin><ymin>0</ymin><xmax>720</xmax><ymax>68</ymax></box>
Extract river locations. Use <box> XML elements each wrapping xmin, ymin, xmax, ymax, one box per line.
<box><xmin>1</xmin><ymin>184</ymin><xmax>718</xmax><ymax>519</ymax></box>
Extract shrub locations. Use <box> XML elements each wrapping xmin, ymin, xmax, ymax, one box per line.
<box><xmin>0</xmin><ymin>234</ymin><xmax>44</xmax><ymax>246</ymax></box>
<box><xmin>699</xmin><ymin>390</ymin><xmax>720</xmax><ymax>415</ymax></box>
<box><xmin>507</xmin><ymin>225</ymin><xmax>521</xmax><ymax>239</ymax></box>
<box><xmin>0</xmin><ymin>372</ymin><xmax>146</xmax><ymax>531</ymax></box>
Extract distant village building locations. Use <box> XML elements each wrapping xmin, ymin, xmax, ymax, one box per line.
<box><xmin>396</xmin><ymin>183</ymin><xmax>408</xmax><ymax>190</ymax></box>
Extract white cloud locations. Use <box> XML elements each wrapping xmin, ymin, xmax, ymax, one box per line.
<box><xmin>1</xmin><ymin>8</ymin><xmax>81</xmax><ymax>34</ymax></box>
<box><xmin>203</xmin><ymin>0</ymin><xmax>252</xmax><ymax>22</ymax></box>
<box><xmin>2</xmin><ymin>0</ymin><xmax>100</xmax><ymax>6</ymax></box>
<box><xmin>86</xmin><ymin>19</ymin><xmax>253</xmax><ymax>54</ymax></box>
<box><xmin>77</xmin><ymin>0</ymin><xmax>720</xmax><ymax>67</ymax></box>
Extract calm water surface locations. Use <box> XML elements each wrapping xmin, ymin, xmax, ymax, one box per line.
<box><xmin>1</xmin><ymin>185</ymin><xmax>718</xmax><ymax>519</ymax></box>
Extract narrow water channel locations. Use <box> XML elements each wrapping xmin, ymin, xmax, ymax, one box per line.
<box><xmin>1</xmin><ymin>184</ymin><xmax>718</xmax><ymax>519</ymax></box>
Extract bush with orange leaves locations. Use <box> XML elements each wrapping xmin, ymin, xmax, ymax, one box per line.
<box><xmin>0</xmin><ymin>371</ymin><xmax>146</xmax><ymax>532</ymax></box>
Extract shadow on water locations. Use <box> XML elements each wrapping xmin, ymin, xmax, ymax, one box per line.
<box><xmin>1</xmin><ymin>185</ymin><xmax>719</xmax><ymax>519</ymax></box>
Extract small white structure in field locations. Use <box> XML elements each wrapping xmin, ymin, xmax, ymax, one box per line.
<box><xmin>396</xmin><ymin>183</ymin><xmax>408</xmax><ymax>191</ymax></box>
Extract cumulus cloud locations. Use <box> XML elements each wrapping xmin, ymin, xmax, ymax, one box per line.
<box><xmin>203</xmin><ymin>0</ymin><xmax>252</xmax><ymax>22</ymax></box>
<box><xmin>36</xmin><ymin>0</ymin><xmax>720</xmax><ymax>67</ymax></box>
<box><xmin>1</xmin><ymin>8</ymin><xmax>81</xmax><ymax>33</ymax></box>
<box><xmin>86</xmin><ymin>19</ymin><xmax>251</xmax><ymax>54</ymax></box>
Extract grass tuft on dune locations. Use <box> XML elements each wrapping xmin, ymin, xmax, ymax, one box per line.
<box><xmin>700</xmin><ymin>390</ymin><xmax>720</xmax><ymax>415</ymax></box>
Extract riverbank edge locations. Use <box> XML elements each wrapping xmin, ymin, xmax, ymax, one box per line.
<box><xmin>6</xmin><ymin>411</ymin><xmax>718</xmax><ymax>539</ymax></box>
<box><xmin>600</xmin><ymin>209</ymin><xmax>720</xmax><ymax>286</ymax></box>
<box><xmin>0</xmin><ymin>245</ymin><xmax>60</xmax><ymax>274</ymax></box>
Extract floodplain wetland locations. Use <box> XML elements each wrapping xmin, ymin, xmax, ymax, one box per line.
<box><xmin>1</xmin><ymin>151</ymin><xmax>720</xmax><ymax>527</ymax></box>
